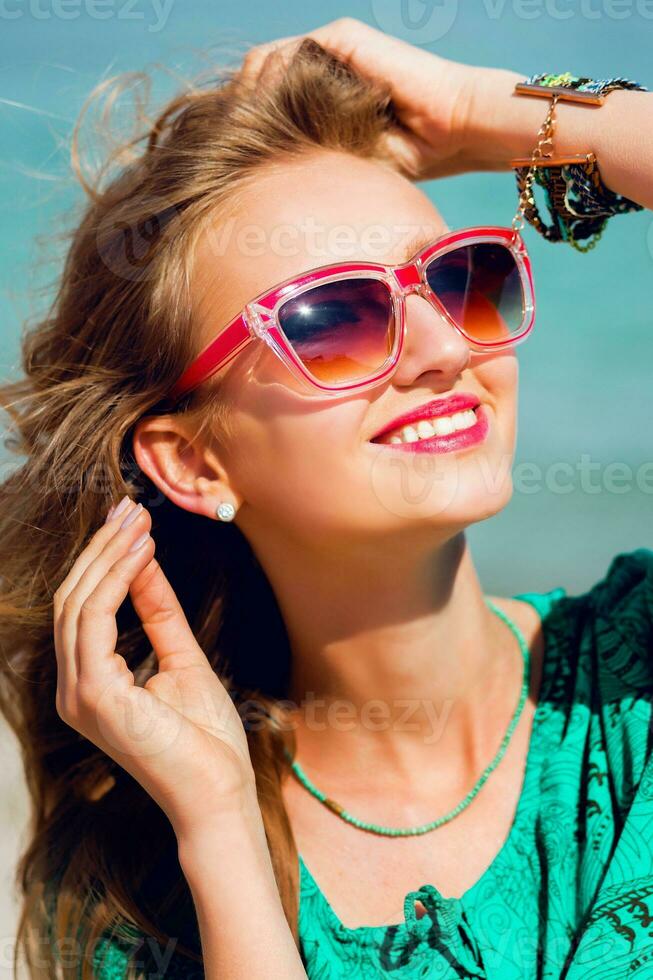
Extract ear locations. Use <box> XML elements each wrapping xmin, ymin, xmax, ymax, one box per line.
<box><xmin>131</xmin><ymin>414</ymin><xmax>243</xmax><ymax>522</ymax></box>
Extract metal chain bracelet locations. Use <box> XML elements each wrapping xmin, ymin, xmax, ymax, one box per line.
<box><xmin>510</xmin><ymin>73</ymin><xmax>648</xmax><ymax>252</ymax></box>
<box><xmin>510</xmin><ymin>93</ymin><xmax>560</xmax><ymax>239</ymax></box>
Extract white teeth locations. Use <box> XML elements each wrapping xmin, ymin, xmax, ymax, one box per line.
<box><xmin>432</xmin><ymin>416</ymin><xmax>453</xmax><ymax>436</ymax></box>
<box><xmin>384</xmin><ymin>408</ymin><xmax>477</xmax><ymax>444</ymax></box>
<box><xmin>416</xmin><ymin>420</ymin><xmax>436</xmax><ymax>439</ymax></box>
<box><xmin>402</xmin><ymin>425</ymin><xmax>419</xmax><ymax>443</ymax></box>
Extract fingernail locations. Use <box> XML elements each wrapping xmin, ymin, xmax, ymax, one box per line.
<box><xmin>128</xmin><ymin>531</ymin><xmax>150</xmax><ymax>554</ymax></box>
<box><xmin>120</xmin><ymin>502</ymin><xmax>143</xmax><ymax>529</ymax></box>
<box><xmin>106</xmin><ymin>495</ymin><xmax>130</xmax><ymax>524</ymax></box>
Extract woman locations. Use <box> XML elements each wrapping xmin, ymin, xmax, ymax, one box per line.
<box><xmin>2</xmin><ymin>16</ymin><xmax>652</xmax><ymax>980</ymax></box>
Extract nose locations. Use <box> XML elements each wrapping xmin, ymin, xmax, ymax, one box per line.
<box><xmin>392</xmin><ymin>286</ymin><xmax>472</xmax><ymax>387</ymax></box>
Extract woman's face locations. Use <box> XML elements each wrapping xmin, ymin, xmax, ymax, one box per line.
<box><xmin>186</xmin><ymin>148</ymin><xmax>518</xmax><ymax>547</ymax></box>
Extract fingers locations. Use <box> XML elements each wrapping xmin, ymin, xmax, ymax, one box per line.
<box><xmin>126</xmin><ymin>553</ymin><xmax>210</xmax><ymax>674</ymax></box>
<box><xmin>237</xmin><ymin>18</ymin><xmax>430</xmax><ymax>114</ymax></box>
<box><xmin>55</xmin><ymin>494</ymin><xmax>135</xmax><ymax>603</ymax></box>
<box><xmin>303</xmin><ymin>17</ymin><xmax>368</xmax><ymax>63</ymax></box>
<box><xmin>53</xmin><ymin>499</ymin><xmax>154</xmax><ymax>688</ymax></box>
<box><xmin>54</xmin><ymin>495</ymin><xmax>210</xmax><ymax>713</ymax></box>
<box><xmin>236</xmin><ymin>17</ymin><xmax>370</xmax><ymax>88</ymax></box>
<box><xmin>237</xmin><ymin>35</ymin><xmax>303</xmax><ymax>90</ymax></box>
<box><xmin>303</xmin><ymin>18</ymin><xmax>425</xmax><ymax>103</ymax></box>
<box><xmin>74</xmin><ymin>514</ymin><xmax>156</xmax><ymax>683</ymax></box>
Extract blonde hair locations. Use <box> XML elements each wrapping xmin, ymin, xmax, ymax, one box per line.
<box><xmin>0</xmin><ymin>38</ymin><xmax>401</xmax><ymax>978</ymax></box>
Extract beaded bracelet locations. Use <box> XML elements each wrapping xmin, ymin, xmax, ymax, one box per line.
<box><xmin>510</xmin><ymin>72</ymin><xmax>648</xmax><ymax>252</ymax></box>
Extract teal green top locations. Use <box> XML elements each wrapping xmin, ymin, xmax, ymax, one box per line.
<box><xmin>89</xmin><ymin>548</ymin><xmax>653</xmax><ymax>979</ymax></box>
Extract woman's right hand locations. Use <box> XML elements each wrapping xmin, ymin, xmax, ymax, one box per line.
<box><xmin>237</xmin><ymin>17</ymin><xmax>504</xmax><ymax>180</ymax></box>
<box><xmin>53</xmin><ymin>497</ymin><xmax>257</xmax><ymax>841</ymax></box>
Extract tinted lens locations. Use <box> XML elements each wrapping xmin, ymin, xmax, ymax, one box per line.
<box><xmin>277</xmin><ymin>277</ymin><xmax>395</xmax><ymax>384</ymax></box>
<box><xmin>424</xmin><ymin>243</ymin><xmax>524</xmax><ymax>343</ymax></box>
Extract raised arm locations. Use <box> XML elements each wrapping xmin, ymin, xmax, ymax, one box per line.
<box><xmin>238</xmin><ymin>17</ymin><xmax>653</xmax><ymax>209</ymax></box>
<box><xmin>463</xmin><ymin>67</ymin><xmax>653</xmax><ymax>211</ymax></box>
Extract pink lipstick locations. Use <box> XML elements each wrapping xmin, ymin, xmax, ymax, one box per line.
<box><xmin>369</xmin><ymin>393</ymin><xmax>489</xmax><ymax>455</ymax></box>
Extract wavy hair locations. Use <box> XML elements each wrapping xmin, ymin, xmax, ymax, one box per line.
<box><xmin>0</xmin><ymin>37</ymin><xmax>402</xmax><ymax>978</ymax></box>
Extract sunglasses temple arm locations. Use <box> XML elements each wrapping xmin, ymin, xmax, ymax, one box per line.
<box><xmin>169</xmin><ymin>314</ymin><xmax>253</xmax><ymax>401</ymax></box>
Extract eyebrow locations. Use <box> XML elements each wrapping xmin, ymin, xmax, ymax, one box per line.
<box><xmin>398</xmin><ymin>230</ymin><xmax>440</xmax><ymax>263</ymax></box>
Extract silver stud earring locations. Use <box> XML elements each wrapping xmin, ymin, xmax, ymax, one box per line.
<box><xmin>216</xmin><ymin>501</ymin><xmax>236</xmax><ymax>522</ymax></box>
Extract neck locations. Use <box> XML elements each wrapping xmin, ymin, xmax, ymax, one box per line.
<box><xmin>250</xmin><ymin>527</ymin><xmax>524</xmax><ymax>794</ymax></box>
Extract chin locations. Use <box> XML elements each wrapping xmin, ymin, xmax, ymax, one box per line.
<box><xmin>370</xmin><ymin>437</ymin><xmax>513</xmax><ymax>514</ymax></box>
<box><xmin>452</xmin><ymin>438</ymin><xmax>515</xmax><ymax>522</ymax></box>
<box><xmin>422</xmin><ymin>473</ymin><xmax>514</xmax><ymax>529</ymax></box>
<box><xmin>455</xmin><ymin>474</ymin><xmax>514</xmax><ymax>525</ymax></box>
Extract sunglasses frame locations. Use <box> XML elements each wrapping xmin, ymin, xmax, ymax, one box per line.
<box><xmin>168</xmin><ymin>225</ymin><xmax>535</xmax><ymax>401</ymax></box>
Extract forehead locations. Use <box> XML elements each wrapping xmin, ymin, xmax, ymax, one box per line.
<box><xmin>191</xmin><ymin>149</ymin><xmax>447</xmax><ymax>339</ymax></box>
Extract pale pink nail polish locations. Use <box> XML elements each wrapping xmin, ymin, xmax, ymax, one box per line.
<box><xmin>120</xmin><ymin>502</ymin><xmax>143</xmax><ymax>529</ymax></box>
<box><xmin>128</xmin><ymin>531</ymin><xmax>150</xmax><ymax>554</ymax></box>
<box><xmin>106</xmin><ymin>495</ymin><xmax>130</xmax><ymax>524</ymax></box>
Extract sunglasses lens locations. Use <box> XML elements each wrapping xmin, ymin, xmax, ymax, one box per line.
<box><xmin>424</xmin><ymin>243</ymin><xmax>524</xmax><ymax>344</ymax></box>
<box><xmin>278</xmin><ymin>278</ymin><xmax>395</xmax><ymax>384</ymax></box>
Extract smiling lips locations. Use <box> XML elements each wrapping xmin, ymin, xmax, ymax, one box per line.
<box><xmin>370</xmin><ymin>393</ymin><xmax>489</xmax><ymax>454</ymax></box>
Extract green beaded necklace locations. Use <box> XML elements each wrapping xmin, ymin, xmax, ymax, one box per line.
<box><xmin>284</xmin><ymin>597</ymin><xmax>530</xmax><ymax>837</ymax></box>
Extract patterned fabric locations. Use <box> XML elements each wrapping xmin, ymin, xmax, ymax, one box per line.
<box><xmin>524</xmin><ymin>72</ymin><xmax>647</xmax><ymax>97</ymax></box>
<box><xmin>90</xmin><ymin>548</ymin><xmax>653</xmax><ymax>979</ymax></box>
<box><xmin>514</xmin><ymin>73</ymin><xmax>648</xmax><ymax>248</ymax></box>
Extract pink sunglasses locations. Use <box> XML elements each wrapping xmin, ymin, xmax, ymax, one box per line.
<box><xmin>168</xmin><ymin>226</ymin><xmax>535</xmax><ymax>401</ymax></box>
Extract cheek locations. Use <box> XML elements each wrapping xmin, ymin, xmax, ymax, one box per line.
<box><xmin>249</xmin><ymin>429</ymin><xmax>365</xmax><ymax>533</ymax></box>
<box><xmin>475</xmin><ymin>352</ymin><xmax>519</xmax><ymax>438</ymax></box>
<box><xmin>218</xmin><ymin>351</ymin><xmax>521</xmax><ymax>534</ymax></box>
<box><xmin>221</xmin><ymin>388</ymin><xmax>364</xmax><ymax>524</ymax></box>
<box><xmin>475</xmin><ymin>348</ymin><xmax>518</xmax><ymax>391</ymax></box>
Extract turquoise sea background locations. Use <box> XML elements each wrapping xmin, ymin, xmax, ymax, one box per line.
<box><xmin>0</xmin><ymin>0</ymin><xmax>651</xmax><ymax>596</ymax></box>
